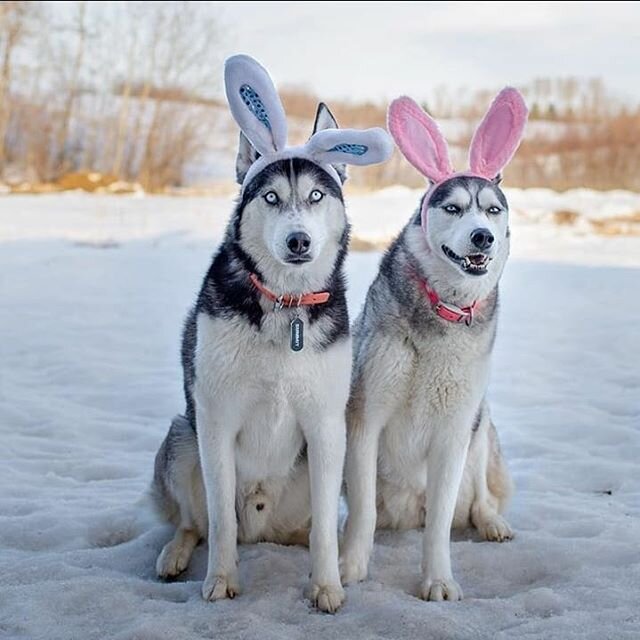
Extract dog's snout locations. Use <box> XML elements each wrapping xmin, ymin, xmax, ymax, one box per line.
<box><xmin>286</xmin><ymin>231</ymin><xmax>311</xmax><ymax>255</ymax></box>
<box><xmin>470</xmin><ymin>228</ymin><xmax>495</xmax><ymax>251</ymax></box>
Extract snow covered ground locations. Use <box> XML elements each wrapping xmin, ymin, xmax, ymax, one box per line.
<box><xmin>1</xmin><ymin>191</ymin><xmax>639</xmax><ymax>639</ymax></box>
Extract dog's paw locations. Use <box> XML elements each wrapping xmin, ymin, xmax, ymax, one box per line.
<box><xmin>420</xmin><ymin>577</ymin><xmax>463</xmax><ymax>602</ymax></box>
<box><xmin>156</xmin><ymin>540</ymin><xmax>191</xmax><ymax>578</ymax></box>
<box><xmin>477</xmin><ymin>515</ymin><xmax>513</xmax><ymax>542</ymax></box>
<box><xmin>339</xmin><ymin>554</ymin><xmax>368</xmax><ymax>584</ymax></box>
<box><xmin>306</xmin><ymin>582</ymin><xmax>345</xmax><ymax>614</ymax></box>
<box><xmin>201</xmin><ymin>573</ymin><xmax>240</xmax><ymax>602</ymax></box>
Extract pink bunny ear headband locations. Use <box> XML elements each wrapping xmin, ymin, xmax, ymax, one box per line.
<box><xmin>225</xmin><ymin>55</ymin><xmax>394</xmax><ymax>191</ymax></box>
<box><xmin>387</xmin><ymin>88</ymin><xmax>528</xmax><ymax>230</ymax></box>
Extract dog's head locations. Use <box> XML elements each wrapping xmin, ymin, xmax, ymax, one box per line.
<box><xmin>224</xmin><ymin>54</ymin><xmax>393</xmax><ymax>290</ymax></box>
<box><xmin>388</xmin><ymin>89</ymin><xmax>527</xmax><ymax>289</ymax></box>
<box><xmin>234</xmin><ymin>104</ymin><xmax>349</xmax><ymax>287</ymax></box>
<box><xmin>425</xmin><ymin>174</ymin><xmax>509</xmax><ymax>279</ymax></box>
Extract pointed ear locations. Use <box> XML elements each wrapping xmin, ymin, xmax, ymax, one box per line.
<box><xmin>469</xmin><ymin>87</ymin><xmax>528</xmax><ymax>180</ymax></box>
<box><xmin>311</xmin><ymin>102</ymin><xmax>347</xmax><ymax>182</ymax></box>
<box><xmin>235</xmin><ymin>132</ymin><xmax>261</xmax><ymax>185</ymax></box>
<box><xmin>387</xmin><ymin>96</ymin><xmax>452</xmax><ymax>183</ymax></box>
<box><xmin>306</xmin><ymin>127</ymin><xmax>394</xmax><ymax>174</ymax></box>
<box><xmin>312</xmin><ymin>102</ymin><xmax>339</xmax><ymax>134</ymax></box>
<box><xmin>224</xmin><ymin>54</ymin><xmax>288</xmax><ymax>156</ymax></box>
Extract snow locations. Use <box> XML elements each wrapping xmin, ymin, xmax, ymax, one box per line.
<box><xmin>1</xmin><ymin>191</ymin><xmax>639</xmax><ymax>639</ymax></box>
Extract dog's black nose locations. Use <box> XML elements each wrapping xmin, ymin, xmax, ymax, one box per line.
<box><xmin>286</xmin><ymin>232</ymin><xmax>311</xmax><ymax>255</ymax></box>
<box><xmin>470</xmin><ymin>228</ymin><xmax>494</xmax><ymax>250</ymax></box>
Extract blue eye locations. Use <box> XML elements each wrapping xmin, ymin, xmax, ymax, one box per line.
<box><xmin>309</xmin><ymin>189</ymin><xmax>324</xmax><ymax>203</ymax></box>
<box><xmin>264</xmin><ymin>191</ymin><xmax>279</xmax><ymax>205</ymax></box>
<box><xmin>487</xmin><ymin>206</ymin><xmax>501</xmax><ymax>214</ymax></box>
<box><xmin>444</xmin><ymin>204</ymin><xmax>460</xmax><ymax>214</ymax></box>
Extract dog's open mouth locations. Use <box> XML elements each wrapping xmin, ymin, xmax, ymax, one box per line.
<box><xmin>442</xmin><ymin>244</ymin><xmax>492</xmax><ymax>276</ymax></box>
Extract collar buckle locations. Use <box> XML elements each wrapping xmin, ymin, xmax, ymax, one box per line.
<box><xmin>464</xmin><ymin>305</ymin><xmax>474</xmax><ymax>327</ymax></box>
<box><xmin>432</xmin><ymin>300</ymin><xmax>474</xmax><ymax>326</ymax></box>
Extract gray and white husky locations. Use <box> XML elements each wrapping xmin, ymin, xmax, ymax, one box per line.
<box><xmin>340</xmin><ymin>90</ymin><xmax>528</xmax><ymax>600</ymax></box>
<box><xmin>150</xmin><ymin>55</ymin><xmax>392</xmax><ymax>613</ymax></box>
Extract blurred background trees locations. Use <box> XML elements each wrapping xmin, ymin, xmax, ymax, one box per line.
<box><xmin>0</xmin><ymin>0</ymin><xmax>220</xmax><ymax>190</ymax></box>
<box><xmin>0</xmin><ymin>0</ymin><xmax>639</xmax><ymax>192</ymax></box>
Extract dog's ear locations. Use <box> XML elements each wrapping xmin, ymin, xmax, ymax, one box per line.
<box><xmin>387</xmin><ymin>97</ymin><xmax>453</xmax><ymax>184</ymax></box>
<box><xmin>312</xmin><ymin>102</ymin><xmax>339</xmax><ymax>134</ymax></box>
<box><xmin>311</xmin><ymin>102</ymin><xmax>347</xmax><ymax>182</ymax></box>
<box><xmin>492</xmin><ymin>173</ymin><xmax>503</xmax><ymax>186</ymax></box>
<box><xmin>306</xmin><ymin>127</ymin><xmax>394</xmax><ymax>180</ymax></box>
<box><xmin>236</xmin><ymin>132</ymin><xmax>261</xmax><ymax>185</ymax></box>
<box><xmin>225</xmin><ymin>54</ymin><xmax>288</xmax><ymax>156</ymax></box>
<box><xmin>469</xmin><ymin>87</ymin><xmax>528</xmax><ymax>180</ymax></box>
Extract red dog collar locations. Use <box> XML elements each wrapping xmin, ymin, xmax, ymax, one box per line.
<box><xmin>249</xmin><ymin>273</ymin><xmax>330</xmax><ymax>309</ymax></box>
<box><xmin>420</xmin><ymin>278</ymin><xmax>478</xmax><ymax>326</ymax></box>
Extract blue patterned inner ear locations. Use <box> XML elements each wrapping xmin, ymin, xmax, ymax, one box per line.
<box><xmin>239</xmin><ymin>84</ymin><xmax>271</xmax><ymax>131</ymax></box>
<box><xmin>329</xmin><ymin>143</ymin><xmax>368</xmax><ymax>156</ymax></box>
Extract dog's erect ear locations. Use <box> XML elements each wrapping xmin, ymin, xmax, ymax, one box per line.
<box><xmin>492</xmin><ymin>173</ymin><xmax>503</xmax><ymax>186</ymax></box>
<box><xmin>306</xmin><ymin>127</ymin><xmax>394</xmax><ymax>177</ymax></box>
<box><xmin>235</xmin><ymin>132</ymin><xmax>261</xmax><ymax>185</ymax></box>
<box><xmin>311</xmin><ymin>102</ymin><xmax>347</xmax><ymax>182</ymax></box>
<box><xmin>312</xmin><ymin>102</ymin><xmax>339</xmax><ymax>135</ymax></box>
<box><xmin>469</xmin><ymin>87</ymin><xmax>528</xmax><ymax>180</ymax></box>
<box><xmin>225</xmin><ymin>54</ymin><xmax>288</xmax><ymax>156</ymax></box>
<box><xmin>387</xmin><ymin>96</ymin><xmax>452</xmax><ymax>184</ymax></box>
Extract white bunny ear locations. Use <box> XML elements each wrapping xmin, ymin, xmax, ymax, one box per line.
<box><xmin>306</xmin><ymin>127</ymin><xmax>394</xmax><ymax>167</ymax></box>
<box><xmin>224</xmin><ymin>54</ymin><xmax>287</xmax><ymax>156</ymax></box>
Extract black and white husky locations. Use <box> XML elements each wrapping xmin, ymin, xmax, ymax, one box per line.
<box><xmin>340</xmin><ymin>90</ymin><xmax>528</xmax><ymax>600</ymax></box>
<box><xmin>150</xmin><ymin>55</ymin><xmax>392</xmax><ymax>613</ymax></box>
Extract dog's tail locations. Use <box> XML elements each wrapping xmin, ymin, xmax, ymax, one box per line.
<box><xmin>85</xmin><ymin>489</ymin><xmax>160</xmax><ymax>549</ymax></box>
<box><xmin>84</xmin><ymin>416</ymin><xmax>193</xmax><ymax>549</ymax></box>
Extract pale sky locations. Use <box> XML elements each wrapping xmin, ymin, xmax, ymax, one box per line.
<box><xmin>214</xmin><ymin>1</ymin><xmax>640</xmax><ymax>104</ymax></box>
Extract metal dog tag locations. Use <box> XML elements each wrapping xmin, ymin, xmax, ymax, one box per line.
<box><xmin>290</xmin><ymin>316</ymin><xmax>304</xmax><ymax>352</ymax></box>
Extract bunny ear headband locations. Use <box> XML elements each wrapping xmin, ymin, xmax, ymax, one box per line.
<box><xmin>225</xmin><ymin>54</ymin><xmax>394</xmax><ymax>190</ymax></box>
<box><xmin>387</xmin><ymin>88</ymin><xmax>528</xmax><ymax>229</ymax></box>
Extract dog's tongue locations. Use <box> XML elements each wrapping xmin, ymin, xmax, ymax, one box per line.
<box><xmin>467</xmin><ymin>254</ymin><xmax>487</xmax><ymax>265</ymax></box>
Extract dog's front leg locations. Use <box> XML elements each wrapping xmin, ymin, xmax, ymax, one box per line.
<box><xmin>196</xmin><ymin>401</ymin><xmax>241</xmax><ymax>602</ymax></box>
<box><xmin>303</xmin><ymin>414</ymin><xmax>346</xmax><ymax>613</ymax></box>
<box><xmin>340</xmin><ymin>417</ymin><xmax>382</xmax><ymax>584</ymax></box>
<box><xmin>420</xmin><ymin>421</ymin><xmax>471</xmax><ymax>602</ymax></box>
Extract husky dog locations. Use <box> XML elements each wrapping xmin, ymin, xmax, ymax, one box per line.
<box><xmin>151</xmin><ymin>55</ymin><xmax>392</xmax><ymax>613</ymax></box>
<box><xmin>340</xmin><ymin>90</ymin><xmax>528</xmax><ymax>601</ymax></box>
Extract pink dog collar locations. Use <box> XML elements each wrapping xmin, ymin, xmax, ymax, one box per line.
<box><xmin>420</xmin><ymin>277</ymin><xmax>477</xmax><ymax>326</ymax></box>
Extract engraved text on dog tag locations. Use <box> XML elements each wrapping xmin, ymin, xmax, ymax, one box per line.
<box><xmin>290</xmin><ymin>317</ymin><xmax>304</xmax><ymax>351</ymax></box>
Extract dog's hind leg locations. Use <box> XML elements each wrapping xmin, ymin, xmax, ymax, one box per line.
<box><xmin>238</xmin><ymin>460</ymin><xmax>311</xmax><ymax>546</ymax></box>
<box><xmin>152</xmin><ymin>415</ymin><xmax>205</xmax><ymax>578</ymax></box>
<box><xmin>261</xmin><ymin>460</ymin><xmax>311</xmax><ymax>547</ymax></box>
<box><xmin>462</xmin><ymin>403</ymin><xmax>513</xmax><ymax>542</ymax></box>
<box><xmin>156</xmin><ymin>525</ymin><xmax>200</xmax><ymax>578</ymax></box>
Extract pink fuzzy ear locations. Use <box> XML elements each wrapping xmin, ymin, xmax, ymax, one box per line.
<box><xmin>469</xmin><ymin>87</ymin><xmax>528</xmax><ymax>179</ymax></box>
<box><xmin>387</xmin><ymin>97</ymin><xmax>452</xmax><ymax>183</ymax></box>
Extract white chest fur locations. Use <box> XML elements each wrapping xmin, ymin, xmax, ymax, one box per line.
<box><xmin>379</xmin><ymin>324</ymin><xmax>491</xmax><ymax>490</ymax></box>
<box><xmin>194</xmin><ymin>311</ymin><xmax>351</xmax><ymax>483</ymax></box>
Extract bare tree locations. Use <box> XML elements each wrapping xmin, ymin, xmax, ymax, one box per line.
<box><xmin>135</xmin><ymin>2</ymin><xmax>219</xmax><ymax>189</ymax></box>
<box><xmin>110</xmin><ymin>3</ymin><xmax>143</xmax><ymax>177</ymax></box>
<box><xmin>0</xmin><ymin>1</ymin><xmax>33</xmax><ymax>176</ymax></box>
<box><xmin>49</xmin><ymin>0</ymin><xmax>88</xmax><ymax>178</ymax></box>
